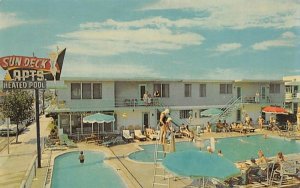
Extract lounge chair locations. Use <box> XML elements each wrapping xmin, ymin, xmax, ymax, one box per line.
<box><xmin>145</xmin><ymin>128</ymin><xmax>159</xmax><ymax>140</ymax></box>
<box><xmin>180</xmin><ymin>126</ymin><xmax>192</xmax><ymax>137</ymax></box>
<box><xmin>231</xmin><ymin>124</ymin><xmax>244</xmax><ymax>133</ymax></box>
<box><xmin>244</xmin><ymin>125</ymin><xmax>255</xmax><ymax>133</ymax></box>
<box><xmin>85</xmin><ymin>133</ymin><xmax>97</xmax><ymax>143</ymax></box>
<box><xmin>134</xmin><ymin>130</ymin><xmax>147</xmax><ymax>141</ymax></box>
<box><xmin>122</xmin><ymin>130</ymin><xmax>134</xmax><ymax>142</ymax></box>
<box><xmin>246</xmin><ymin>166</ymin><xmax>265</xmax><ymax>184</ymax></box>
<box><xmin>270</xmin><ymin>160</ymin><xmax>298</xmax><ymax>186</ymax></box>
<box><xmin>59</xmin><ymin>134</ymin><xmax>77</xmax><ymax>148</ymax></box>
<box><xmin>102</xmin><ymin>136</ymin><xmax>126</xmax><ymax>147</ymax></box>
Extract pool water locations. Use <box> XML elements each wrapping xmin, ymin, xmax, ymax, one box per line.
<box><xmin>128</xmin><ymin>135</ymin><xmax>300</xmax><ymax>163</ymax></box>
<box><xmin>51</xmin><ymin>151</ymin><xmax>126</xmax><ymax>188</ymax></box>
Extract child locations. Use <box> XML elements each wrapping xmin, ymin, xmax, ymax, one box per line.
<box><xmin>79</xmin><ymin>151</ymin><xmax>85</xmax><ymax>163</ymax></box>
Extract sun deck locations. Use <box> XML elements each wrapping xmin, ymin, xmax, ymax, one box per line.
<box><xmin>41</xmin><ymin>129</ymin><xmax>300</xmax><ymax>188</ymax></box>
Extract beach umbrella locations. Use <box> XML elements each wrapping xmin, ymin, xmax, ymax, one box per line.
<box><xmin>83</xmin><ymin>113</ymin><xmax>115</xmax><ymax>123</ymax></box>
<box><xmin>162</xmin><ymin>150</ymin><xmax>240</xmax><ymax>187</ymax></box>
<box><xmin>201</xmin><ymin>108</ymin><xmax>223</xmax><ymax>117</ymax></box>
<box><xmin>83</xmin><ymin>113</ymin><xmax>115</xmax><ymax>134</ymax></box>
<box><xmin>262</xmin><ymin>106</ymin><xmax>288</xmax><ymax>114</ymax></box>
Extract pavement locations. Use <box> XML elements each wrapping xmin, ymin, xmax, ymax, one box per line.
<box><xmin>0</xmin><ymin>115</ymin><xmax>52</xmax><ymax>188</ymax></box>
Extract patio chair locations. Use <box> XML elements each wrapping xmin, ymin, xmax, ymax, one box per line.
<box><xmin>245</xmin><ymin>166</ymin><xmax>265</xmax><ymax>184</ymax></box>
<box><xmin>180</xmin><ymin>125</ymin><xmax>192</xmax><ymax>137</ymax></box>
<box><xmin>270</xmin><ymin>160</ymin><xmax>298</xmax><ymax>186</ymax></box>
<box><xmin>85</xmin><ymin>133</ymin><xmax>97</xmax><ymax>143</ymax></box>
<box><xmin>122</xmin><ymin>130</ymin><xmax>134</xmax><ymax>142</ymax></box>
<box><xmin>102</xmin><ymin>136</ymin><xmax>126</xmax><ymax>147</ymax></box>
<box><xmin>59</xmin><ymin>134</ymin><xmax>77</xmax><ymax>148</ymax></box>
<box><xmin>134</xmin><ymin>130</ymin><xmax>146</xmax><ymax>141</ymax></box>
<box><xmin>145</xmin><ymin>128</ymin><xmax>159</xmax><ymax>140</ymax></box>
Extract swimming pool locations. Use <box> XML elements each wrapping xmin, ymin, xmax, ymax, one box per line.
<box><xmin>128</xmin><ymin>135</ymin><xmax>300</xmax><ymax>163</ymax></box>
<box><xmin>51</xmin><ymin>151</ymin><xmax>126</xmax><ymax>188</ymax></box>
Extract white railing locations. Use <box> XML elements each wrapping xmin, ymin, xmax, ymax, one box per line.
<box><xmin>285</xmin><ymin>92</ymin><xmax>300</xmax><ymax>99</ymax></box>
<box><xmin>20</xmin><ymin>155</ymin><xmax>37</xmax><ymax>188</ymax></box>
<box><xmin>115</xmin><ymin>97</ymin><xmax>161</xmax><ymax>107</ymax></box>
<box><xmin>19</xmin><ymin>137</ymin><xmax>46</xmax><ymax>188</ymax></box>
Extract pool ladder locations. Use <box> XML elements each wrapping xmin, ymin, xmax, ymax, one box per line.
<box><xmin>152</xmin><ymin>126</ymin><xmax>171</xmax><ymax>188</ymax></box>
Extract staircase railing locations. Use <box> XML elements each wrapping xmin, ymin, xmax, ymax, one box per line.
<box><xmin>209</xmin><ymin>97</ymin><xmax>242</xmax><ymax>123</ymax></box>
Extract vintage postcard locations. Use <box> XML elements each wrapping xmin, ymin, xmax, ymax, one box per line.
<box><xmin>0</xmin><ymin>1</ymin><xmax>300</xmax><ymax>187</ymax></box>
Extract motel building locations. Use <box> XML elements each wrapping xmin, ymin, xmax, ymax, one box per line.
<box><xmin>42</xmin><ymin>76</ymin><xmax>294</xmax><ymax>140</ymax></box>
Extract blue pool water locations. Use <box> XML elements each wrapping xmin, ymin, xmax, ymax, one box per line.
<box><xmin>51</xmin><ymin>151</ymin><xmax>126</xmax><ymax>188</ymax></box>
<box><xmin>128</xmin><ymin>135</ymin><xmax>300</xmax><ymax>163</ymax></box>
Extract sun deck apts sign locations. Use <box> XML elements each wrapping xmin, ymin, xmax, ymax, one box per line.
<box><xmin>0</xmin><ymin>48</ymin><xmax>66</xmax><ymax>90</ymax></box>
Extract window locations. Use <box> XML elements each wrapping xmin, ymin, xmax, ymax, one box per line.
<box><xmin>184</xmin><ymin>84</ymin><xmax>192</xmax><ymax>97</ymax></box>
<box><xmin>82</xmin><ymin>83</ymin><xmax>91</xmax><ymax>99</ymax></box>
<box><xmin>71</xmin><ymin>82</ymin><xmax>102</xmax><ymax>99</ymax></box>
<box><xmin>154</xmin><ymin>84</ymin><xmax>169</xmax><ymax>98</ymax></box>
<box><xmin>199</xmin><ymin>84</ymin><xmax>206</xmax><ymax>97</ymax></box>
<box><xmin>71</xmin><ymin>83</ymin><xmax>81</xmax><ymax>99</ymax></box>
<box><xmin>270</xmin><ymin>83</ymin><xmax>280</xmax><ymax>94</ymax></box>
<box><xmin>153</xmin><ymin>84</ymin><xmax>161</xmax><ymax>96</ymax></box>
<box><xmin>93</xmin><ymin>83</ymin><xmax>102</xmax><ymax>99</ymax></box>
<box><xmin>162</xmin><ymin>84</ymin><xmax>169</xmax><ymax>97</ymax></box>
<box><xmin>220</xmin><ymin>84</ymin><xmax>232</xmax><ymax>94</ymax></box>
<box><xmin>180</xmin><ymin>110</ymin><xmax>192</xmax><ymax>119</ymax></box>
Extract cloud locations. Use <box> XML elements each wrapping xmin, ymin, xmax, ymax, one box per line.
<box><xmin>52</xmin><ymin>18</ymin><xmax>205</xmax><ymax>56</ymax></box>
<box><xmin>252</xmin><ymin>32</ymin><xmax>297</xmax><ymax>50</ymax></box>
<box><xmin>142</xmin><ymin>0</ymin><xmax>300</xmax><ymax>29</ymax></box>
<box><xmin>0</xmin><ymin>12</ymin><xmax>45</xmax><ymax>30</ymax></box>
<box><xmin>0</xmin><ymin>12</ymin><xmax>26</xmax><ymax>30</ymax></box>
<box><xmin>63</xmin><ymin>59</ymin><xmax>161</xmax><ymax>78</ymax></box>
<box><xmin>291</xmin><ymin>69</ymin><xmax>300</xmax><ymax>73</ymax></box>
<box><xmin>202</xmin><ymin>67</ymin><xmax>282</xmax><ymax>80</ymax></box>
<box><xmin>215</xmin><ymin>43</ymin><xmax>242</xmax><ymax>52</ymax></box>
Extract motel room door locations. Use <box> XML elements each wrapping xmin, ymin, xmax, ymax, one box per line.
<box><xmin>139</xmin><ymin>84</ymin><xmax>146</xmax><ymax>100</ymax></box>
<box><xmin>142</xmin><ymin>112</ymin><xmax>150</xmax><ymax>131</ymax></box>
<box><xmin>237</xmin><ymin>87</ymin><xmax>242</xmax><ymax>99</ymax></box>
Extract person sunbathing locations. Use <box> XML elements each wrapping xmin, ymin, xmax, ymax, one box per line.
<box><xmin>257</xmin><ymin>150</ymin><xmax>268</xmax><ymax>165</ymax></box>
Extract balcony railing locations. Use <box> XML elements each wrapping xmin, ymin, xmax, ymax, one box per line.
<box><xmin>285</xmin><ymin>92</ymin><xmax>300</xmax><ymax>100</ymax></box>
<box><xmin>115</xmin><ymin>97</ymin><xmax>161</xmax><ymax>108</ymax></box>
<box><xmin>241</xmin><ymin>96</ymin><xmax>272</xmax><ymax>103</ymax></box>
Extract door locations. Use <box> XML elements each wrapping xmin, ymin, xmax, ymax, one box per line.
<box><xmin>142</xmin><ymin>112</ymin><xmax>150</xmax><ymax>130</ymax></box>
<box><xmin>139</xmin><ymin>84</ymin><xmax>146</xmax><ymax>100</ymax></box>
<box><xmin>237</xmin><ymin>87</ymin><xmax>241</xmax><ymax>99</ymax></box>
<box><xmin>261</xmin><ymin>86</ymin><xmax>266</xmax><ymax>100</ymax></box>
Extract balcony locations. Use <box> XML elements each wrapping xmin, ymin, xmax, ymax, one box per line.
<box><xmin>115</xmin><ymin>97</ymin><xmax>161</xmax><ymax>108</ymax></box>
<box><xmin>284</xmin><ymin>92</ymin><xmax>300</xmax><ymax>102</ymax></box>
<box><xmin>285</xmin><ymin>93</ymin><xmax>293</xmax><ymax>100</ymax></box>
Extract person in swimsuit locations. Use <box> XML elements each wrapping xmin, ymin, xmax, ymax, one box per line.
<box><xmin>159</xmin><ymin>108</ymin><xmax>169</xmax><ymax>144</ymax></box>
<box><xmin>79</xmin><ymin>151</ymin><xmax>85</xmax><ymax>164</ymax></box>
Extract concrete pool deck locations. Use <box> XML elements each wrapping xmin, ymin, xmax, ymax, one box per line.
<box><xmin>41</xmin><ymin>129</ymin><xmax>300</xmax><ymax>188</ymax></box>
<box><xmin>1</xmin><ymin>118</ymin><xmax>299</xmax><ymax>188</ymax></box>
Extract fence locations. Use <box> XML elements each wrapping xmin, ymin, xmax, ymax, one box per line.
<box><xmin>19</xmin><ymin>136</ymin><xmax>46</xmax><ymax>188</ymax></box>
<box><xmin>19</xmin><ymin>155</ymin><xmax>38</xmax><ymax>188</ymax></box>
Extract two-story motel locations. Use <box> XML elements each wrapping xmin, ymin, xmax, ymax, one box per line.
<box><xmin>45</xmin><ymin>77</ymin><xmax>294</xmax><ymax>138</ymax></box>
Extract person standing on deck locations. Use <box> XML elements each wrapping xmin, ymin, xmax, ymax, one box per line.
<box><xmin>159</xmin><ymin>108</ymin><xmax>170</xmax><ymax>144</ymax></box>
<box><xmin>258</xmin><ymin>116</ymin><xmax>264</xmax><ymax>131</ymax></box>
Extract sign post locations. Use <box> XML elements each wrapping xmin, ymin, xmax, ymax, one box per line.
<box><xmin>35</xmin><ymin>89</ymin><xmax>41</xmax><ymax>167</ymax></box>
<box><xmin>0</xmin><ymin>48</ymin><xmax>66</xmax><ymax>168</ymax></box>
<box><xmin>6</xmin><ymin>118</ymin><xmax>10</xmax><ymax>154</ymax></box>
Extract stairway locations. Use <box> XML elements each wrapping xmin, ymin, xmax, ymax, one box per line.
<box><xmin>209</xmin><ymin>97</ymin><xmax>242</xmax><ymax>123</ymax></box>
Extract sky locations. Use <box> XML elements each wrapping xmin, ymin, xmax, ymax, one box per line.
<box><xmin>0</xmin><ymin>0</ymin><xmax>300</xmax><ymax>80</ymax></box>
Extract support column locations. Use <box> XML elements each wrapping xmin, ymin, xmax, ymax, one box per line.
<box><xmin>69</xmin><ymin>113</ymin><xmax>72</xmax><ymax>135</ymax></box>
